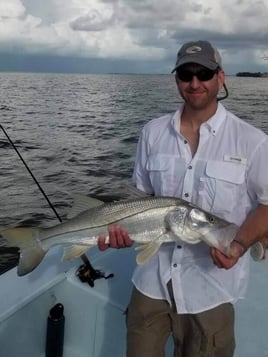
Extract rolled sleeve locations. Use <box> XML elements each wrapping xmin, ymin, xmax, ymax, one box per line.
<box><xmin>247</xmin><ymin>136</ymin><xmax>268</xmax><ymax>204</ymax></box>
<box><xmin>132</xmin><ymin>130</ymin><xmax>154</xmax><ymax>194</ymax></box>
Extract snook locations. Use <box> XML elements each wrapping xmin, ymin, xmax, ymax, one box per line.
<box><xmin>2</xmin><ymin>195</ymin><xmax>238</xmax><ymax>276</ymax></box>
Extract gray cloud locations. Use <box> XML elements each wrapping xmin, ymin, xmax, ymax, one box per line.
<box><xmin>21</xmin><ymin>0</ymin><xmax>60</xmax><ymax>24</ymax></box>
<box><xmin>70</xmin><ymin>12</ymin><xmax>115</xmax><ymax>31</ymax></box>
<box><xmin>0</xmin><ymin>0</ymin><xmax>267</xmax><ymax>74</ymax></box>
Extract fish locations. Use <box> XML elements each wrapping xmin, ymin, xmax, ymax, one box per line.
<box><xmin>1</xmin><ymin>194</ymin><xmax>238</xmax><ymax>276</ymax></box>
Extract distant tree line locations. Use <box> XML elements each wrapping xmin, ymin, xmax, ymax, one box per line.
<box><xmin>236</xmin><ymin>72</ymin><xmax>263</xmax><ymax>77</ymax></box>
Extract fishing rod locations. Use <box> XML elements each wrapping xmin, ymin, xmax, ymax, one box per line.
<box><xmin>0</xmin><ymin>124</ymin><xmax>62</xmax><ymax>223</ymax></box>
<box><xmin>0</xmin><ymin>124</ymin><xmax>113</xmax><ymax>286</ymax></box>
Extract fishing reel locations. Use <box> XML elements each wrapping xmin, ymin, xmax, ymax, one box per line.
<box><xmin>76</xmin><ymin>255</ymin><xmax>114</xmax><ymax>287</ymax></box>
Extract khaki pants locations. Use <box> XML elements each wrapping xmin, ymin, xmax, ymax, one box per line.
<box><xmin>126</xmin><ymin>286</ymin><xmax>235</xmax><ymax>357</ymax></box>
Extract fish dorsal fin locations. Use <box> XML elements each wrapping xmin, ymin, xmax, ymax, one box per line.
<box><xmin>119</xmin><ymin>183</ymin><xmax>149</xmax><ymax>199</ymax></box>
<box><xmin>67</xmin><ymin>194</ymin><xmax>104</xmax><ymax>219</ymax></box>
<box><xmin>62</xmin><ymin>244</ymin><xmax>94</xmax><ymax>261</ymax></box>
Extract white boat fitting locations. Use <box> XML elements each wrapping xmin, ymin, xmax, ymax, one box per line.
<box><xmin>0</xmin><ymin>244</ymin><xmax>267</xmax><ymax>357</ymax></box>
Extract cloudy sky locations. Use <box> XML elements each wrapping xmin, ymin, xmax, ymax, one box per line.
<box><xmin>0</xmin><ymin>0</ymin><xmax>268</xmax><ymax>74</ymax></box>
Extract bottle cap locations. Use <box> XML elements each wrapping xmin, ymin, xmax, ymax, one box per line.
<box><xmin>49</xmin><ymin>303</ymin><xmax>64</xmax><ymax>320</ymax></box>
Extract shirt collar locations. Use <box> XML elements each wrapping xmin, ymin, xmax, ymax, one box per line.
<box><xmin>171</xmin><ymin>103</ymin><xmax>184</xmax><ymax>134</ymax></box>
<box><xmin>203</xmin><ymin>102</ymin><xmax>227</xmax><ymax>136</ymax></box>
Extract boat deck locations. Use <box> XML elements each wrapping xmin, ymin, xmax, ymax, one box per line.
<box><xmin>0</xmin><ymin>246</ymin><xmax>268</xmax><ymax>356</ymax></box>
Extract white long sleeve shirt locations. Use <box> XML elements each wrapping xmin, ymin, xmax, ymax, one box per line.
<box><xmin>132</xmin><ymin>102</ymin><xmax>268</xmax><ymax>314</ymax></box>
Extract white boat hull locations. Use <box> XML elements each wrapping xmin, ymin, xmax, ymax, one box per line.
<box><xmin>0</xmin><ymin>245</ymin><xmax>268</xmax><ymax>356</ymax></box>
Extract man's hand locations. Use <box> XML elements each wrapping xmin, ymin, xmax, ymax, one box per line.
<box><xmin>210</xmin><ymin>240</ymin><xmax>245</xmax><ymax>269</ymax></box>
<box><xmin>98</xmin><ymin>225</ymin><xmax>133</xmax><ymax>251</ymax></box>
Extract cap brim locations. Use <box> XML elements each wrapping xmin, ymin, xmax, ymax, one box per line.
<box><xmin>171</xmin><ymin>55</ymin><xmax>219</xmax><ymax>73</ymax></box>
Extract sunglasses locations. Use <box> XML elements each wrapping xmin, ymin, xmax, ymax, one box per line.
<box><xmin>176</xmin><ymin>68</ymin><xmax>219</xmax><ymax>82</ymax></box>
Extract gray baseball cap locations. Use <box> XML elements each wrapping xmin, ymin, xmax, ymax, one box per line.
<box><xmin>171</xmin><ymin>40</ymin><xmax>222</xmax><ymax>73</ymax></box>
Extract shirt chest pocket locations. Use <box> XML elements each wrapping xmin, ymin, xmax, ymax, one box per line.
<box><xmin>198</xmin><ymin>161</ymin><xmax>246</xmax><ymax>215</ymax></box>
<box><xmin>146</xmin><ymin>154</ymin><xmax>186</xmax><ymax>196</ymax></box>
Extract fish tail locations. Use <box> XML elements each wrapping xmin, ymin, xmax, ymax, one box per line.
<box><xmin>2</xmin><ymin>227</ymin><xmax>46</xmax><ymax>276</ymax></box>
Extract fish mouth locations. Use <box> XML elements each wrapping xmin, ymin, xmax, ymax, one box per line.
<box><xmin>201</xmin><ymin>223</ymin><xmax>238</xmax><ymax>256</ymax></box>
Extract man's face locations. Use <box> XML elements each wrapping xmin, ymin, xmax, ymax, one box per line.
<box><xmin>175</xmin><ymin>63</ymin><xmax>225</xmax><ymax>110</ymax></box>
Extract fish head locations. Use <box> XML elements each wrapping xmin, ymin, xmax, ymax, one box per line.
<box><xmin>187</xmin><ymin>208</ymin><xmax>219</xmax><ymax>231</ymax></box>
<box><xmin>187</xmin><ymin>208</ymin><xmax>238</xmax><ymax>254</ymax></box>
<box><xmin>166</xmin><ymin>206</ymin><xmax>203</xmax><ymax>243</ymax></box>
<box><xmin>167</xmin><ymin>206</ymin><xmax>238</xmax><ymax>252</ymax></box>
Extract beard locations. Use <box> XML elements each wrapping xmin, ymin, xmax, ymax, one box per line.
<box><xmin>179</xmin><ymin>90</ymin><xmax>218</xmax><ymax>111</ymax></box>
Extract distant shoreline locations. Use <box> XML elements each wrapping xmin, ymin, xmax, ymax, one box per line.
<box><xmin>236</xmin><ymin>72</ymin><xmax>268</xmax><ymax>78</ymax></box>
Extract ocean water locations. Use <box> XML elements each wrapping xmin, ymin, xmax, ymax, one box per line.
<box><xmin>0</xmin><ymin>72</ymin><xmax>267</xmax><ymax>273</ymax></box>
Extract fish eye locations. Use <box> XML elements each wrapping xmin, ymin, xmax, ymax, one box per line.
<box><xmin>209</xmin><ymin>216</ymin><xmax>215</xmax><ymax>223</ymax></box>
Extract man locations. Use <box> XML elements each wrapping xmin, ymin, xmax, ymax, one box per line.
<box><xmin>99</xmin><ymin>40</ymin><xmax>268</xmax><ymax>357</ymax></box>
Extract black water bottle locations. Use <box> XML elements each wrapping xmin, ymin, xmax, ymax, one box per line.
<box><xmin>45</xmin><ymin>303</ymin><xmax>65</xmax><ymax>357</ymax></box>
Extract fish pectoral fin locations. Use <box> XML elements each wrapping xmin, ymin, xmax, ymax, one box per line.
<box><xmin>135</xmin><ymin>244</ymin><xmax>149</xmax><ymax>252</ymax></box>
<box><xmin>67</xmin><ymin>194</ymin><xmax>104</xmax><ymax>219</ymax></box>
<box><xmin>62</xmin><ymin>244</ymin><xmax>94</xmax><ymax>261</ymax></box>
<box><xmin>136</xmin><ymin>241</ymin><xmax>162</xmax><ymax>265</ymax></box>
<box><xmin>1</xmin><ymin>227</ymin><xmax>46</xmax><ymax>276</ymax></box>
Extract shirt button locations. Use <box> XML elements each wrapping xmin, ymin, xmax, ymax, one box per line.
<box><xmin>173</xmin><ymin>263</ymin><xmax>178</xmax><ymax>268</ymax></box>
<box><xmin>188</xmin><ymin>165</ymin><xmax>192</xmax><ymax>170</ymax></box>
<box><xmin>184</xmin><ymin>193</ymin><xmax>189</xmax><ymax>198</ymax></box>
<box><xmin>177</xmin><ymin>245</ymin><xmax>182</xmax><ymax>249</ymax></box>
<box><xmin>184</xmin><ymin>140</ymin><xmax>187</xmax><ymax>144</ymax></box>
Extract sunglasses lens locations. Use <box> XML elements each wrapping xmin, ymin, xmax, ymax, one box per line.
<box><xmin>197</xmin><ymin>69</ymin><xmax>215</xmax><ymax>81</ymax></box>
<box><xmin>177</xmin><ymin>68</ymin><xmax>216</xmax><ymax>82</ymax></box>
<box><xmin>177</xmin><ymin>70</ymin><xmax>193</xmax><ymax>82</ymax></box>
